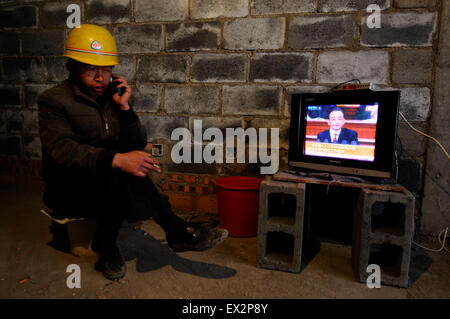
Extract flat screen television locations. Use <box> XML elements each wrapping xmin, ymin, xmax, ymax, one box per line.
<box><xmin>288</xmin><ymin>89</ymin><xmax>400</xmax><ymax>181</ymax></box>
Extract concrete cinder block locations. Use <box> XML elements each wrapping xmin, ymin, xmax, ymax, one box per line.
<box><xmin>2</xmin><ymin>57</ymin><xmax>43</xmax><ymax>83</ymax></box>
<box><xmin>0</xmin><ymin>32</ymin><xmax>20</xmax><ymax>56</ymax></box>
<box><xmin>113</xmin><ymin>24</ymin><xmax>162</xmax><ymax>54</ymax></box>
<box><xmin>23</xmin><ymin>136</ymin><xmax>41</xmax><ymax>160</ymax></box>
<box><xmin>0</xmin><ymin>135</ymin><xmax>21</xmax><ymax>157</ymax></box>
<box><xmin>6</xmin><ymin>111</ymin><xmax>23</xmax><ymax>133</ymax></box>
<box><xmin>319</xmin><ymin>0</ymin><xmax>390</xmax><ymax>12</ymax></box>
<box><xmin>191</xmin><ymin>53</ymin><xmax>247</xmax><ymax>83</ymax></box>
<box><xmin>86</xmin><ymin>0</ymin><xmax>132</xmax><ymax>24</ymax></box>
<box><xmin>130</xmin><ymin>85</ymin><xmax>161</xmax><ymax>113</ymax></box>
<box><xmin>139</xmin><ymin>115</ymin><xmax>186</xmax><ymax>141</ymax></box>
<box><xmin>113</xmin><ymin>55</ymin><xmax>136</xmax><ymax>82</ymax></box>
<box><xmin>137</xmin><ymin>55</ymin><xmax>188</xmax><ymax>83</ymax></box>
<box><xmin>0</xmin><ymin>85</ymin><xmax>22</xmax><ymax>108</ymax></box>
<box><xmin>24</xmin><ymin>84</ymin><xmax>53</xmax><ymax>110</ymax></box>
<box><xmin>7</xmin><ymin>110</ymin><xmax>38</xmax><ymax>134</ymax></box>
<box><xmin>250</xmin><ymin>53</ymin><xmax>314</xmax><ymax>83</ymax></box>
<box><xmin>191</xmin><ymin>0</ymin><xmax>248</xmax><ymax>19</ymax></box>
<box><xmin>394</xmin><ymin>0</ymin><xmax>437</xmax><ymax>8</ymax></box>
<box><xmin>224</xmin><ymin>18</ymin><xmax>285</xmax><ymax>50</ymax></box>
<box><xmin>166</xmin><ymin>22</ymin><xmax>220</xmax><ymax>52</ymax></box>
<box><xmin>352</xmin><ymin>188</ymin><xmax>414</xmax><ymax>288</ymax></box>
<box><xmin>0</xmin><ymin>6</ymin><xmax>37</xmax><ymax>28</ymax></box>
<box><xmin>165</xmin><ymin>86</ymin><xmax>220</xmax><ymax>115</ymax></box>
<box><xmin>393</xmin><ymin>49</ymin><xmax>433</xmax><ymax>85</ymax></box>
<box><xmin>188</xmin><ymin>117</ymin><xmax>243</xmax><ymax>135</ymax></box>
<box><xmin>44</xmin><ymin>57</ymin><xmax>68</xmax><ymax>82</ymax></box>
<box><xmin>317</xmin><ymin>50</ymin><xmax>389</xmax><ymax>84</ymax></box>
<box><xmin>399</xmin><ymin>87</ymin><xmax>431</xmax><ymax>121</ymax></box>
<box><xmin>285</xmin><ymin>85</ymin><xmax>331</xmax><ymax>117</ymax></box>
<box><xmin>135</xmin><ymin>0</ymin><xmax>188</xmax><ymax>22</ymax></box>
<box><xmin>361</xmin><ymin>13</ymin><xmax>437</xmax><ymax>47</ymax></box>
<box><xmin>251</xmin><ymin>0</ymin><xmax>316</xmax><ymax>15</ymax></box>
<box><xmin>0</xmin><ymin>110</ymin><xmax>5</xmax><ymax>133</ymax></box>
<box><xmin>223</xmin><ymin>85</ymin><xmax>282</xmax><ymax>116</ymax></box>
<box><xmin>288</xmin><ymin>15</ymin><xmax>357</xmax><ymax>49</ymax></box>
<box><xmin>246</xmin><ymin>118</ymin><xmax>290</xmax><ymax>150</ymax></box>
<box><xmin>397</xmin><ymin>121</ymin><xmax>429</xmax><ymax>158</ymax></box>
<box><xmin>22</xmin><ymin>31</ymin><xmax>64</xmax><ymax>56</ymax></box>
<box><xmin>257</xmin><ymin>180</ymin><xmax>306</xmax><ymax>273</ymax></box>
<box><xmin>41</xmin><ymin>1</ymin><xmax>81</xmax><ymax>28</ymax></box>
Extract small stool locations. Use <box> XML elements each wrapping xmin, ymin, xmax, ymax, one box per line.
<box><xmin>40</xmin><ymin>208</ymin><xmax>98</xmax><ymax>257</ymax></box>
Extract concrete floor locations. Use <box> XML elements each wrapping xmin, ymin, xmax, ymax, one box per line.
<box><xmin>0</xmin><ymin>189</ymin><xmax>449</xmax><ymax>299</ymax></box>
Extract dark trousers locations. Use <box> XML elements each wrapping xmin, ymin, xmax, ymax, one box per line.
<box><xmin>44</xmin><ymin>170</ymin><xmax>187</xmax><ymax>257</ymax></box>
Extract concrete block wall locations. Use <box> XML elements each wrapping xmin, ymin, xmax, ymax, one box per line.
<box><xmin>0</xmin><ymin>0</ymin><xmax>440</xmax><ymax>160</ymax></box>
<box><xmin>0</xmin><ymin>1</ymin><xmax>447</xmax><ymax>226</ymax></box>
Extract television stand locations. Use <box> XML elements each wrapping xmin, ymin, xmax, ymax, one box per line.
<box><xmin>275</xmin><ymin>170</ymin><xmax>404</xmax><ymax>192</ymax></box>
<box><xmin>256</xmin><ymin>173</ymin><xmax>414</xmax><ymax>288</ymax></box>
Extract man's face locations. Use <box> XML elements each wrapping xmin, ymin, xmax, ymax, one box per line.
<box><xmin>76</xmin><ymin>64</ymin><xmax>113</xmax><ymax>98</ymax></box>
<box><xmin>328</xmin><ymin>110</ymin><xmax>345</xmax><ymax>131</ymax></box>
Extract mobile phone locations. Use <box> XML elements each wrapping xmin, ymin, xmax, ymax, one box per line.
<box><xmin>110</xmin><ymin>76</ymin><xmax>125</xmax><ymax>96</ymax></box>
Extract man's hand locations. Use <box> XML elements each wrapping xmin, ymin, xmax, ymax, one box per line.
<box><xmin>111</xmin><ymin>74</ymin><xmax>132</xmax><ymax>111</ymax></box>
<box><xmin>112</xmin><ymin>151</ymin><xmax>161</xmax><ymax>177</ymax></box>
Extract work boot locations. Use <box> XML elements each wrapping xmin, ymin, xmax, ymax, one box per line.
<box><xmin>94</xmin><ymin>246</ymin><xmax>126</xmax><ymax>281</ymax></box>
<box><xmin>167</xmin><ymin>223</ymin><xmax>228</xmax><ymax>253</ymax></box>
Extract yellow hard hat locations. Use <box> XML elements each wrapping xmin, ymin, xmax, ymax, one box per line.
<box><xmin>64</xmin><ymin>24</ymin><xmax>118</xmax><ymax>66</ymax></box>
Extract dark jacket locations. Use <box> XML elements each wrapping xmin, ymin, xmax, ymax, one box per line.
<box><xmin>316</xmin><ymin>128</ymin><xmax>359</xmax><ymax>145</ymax></box>
<box><xmin>38</xmin><ymin>79</ymin><xmax>147</xmax><ymax>214</ymax></box>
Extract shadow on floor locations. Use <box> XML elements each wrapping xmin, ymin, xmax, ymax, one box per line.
<box><xmin>46</xmin><ymin>221</ymin><xmax>237</xmax><ymax>280</ymax></box>
<box><xmin>409</xmin><ymin>245</ymin><xmax>433</xmax><ymax>286</ymax></box>
<box><xmin>117</xmin><ymin>223</ymin><xmax>237</xmax><ymax>279</ymax></box>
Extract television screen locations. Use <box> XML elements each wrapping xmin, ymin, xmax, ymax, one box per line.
<box><xmin>304</xmin><ymin>103</ymin><xmax>379</xmax><ymax>162</ymax></box>
<box><xmin>289</xmin><ymin>90</ymin><xmax>400</xmax><ymax>181</ymax></box>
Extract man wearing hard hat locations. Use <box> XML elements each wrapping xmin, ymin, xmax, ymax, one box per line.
<box><xmin>38</xmin><ymin>24</ymin><xmax>228</xmax><ymax>281</ymax></box>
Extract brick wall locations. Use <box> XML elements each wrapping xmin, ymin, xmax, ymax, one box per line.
<box><xmin>159</xmin><ymin>173</ymin><xmax>217</xmax><ymax>213</ymax></box>
<box><xmin>0</xmin><ymin>1</ymin><xmax>446</xmax><ymax>223</ymax></box>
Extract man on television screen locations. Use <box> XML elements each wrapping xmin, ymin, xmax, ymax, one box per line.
<box><xmin>316</xmin><ymin>107</ymin><xmax>359</xmax><ymax>145</ymax></box>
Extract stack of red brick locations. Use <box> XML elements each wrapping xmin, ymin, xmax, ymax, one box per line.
<box><xmin>160</xmin><ymin>173</ymin><xmax>218</xmax><ymax>213</ymax></box>
<box><xmin>0</xmin><ymin>157</ymin><xmax>43</xmax><ymax>191</ymax></box>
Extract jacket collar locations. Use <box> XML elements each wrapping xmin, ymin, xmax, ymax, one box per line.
<box><xmin>67</xmin><ymin>78</ymin><xmax>112</xmax><ymax>109</ymax></box>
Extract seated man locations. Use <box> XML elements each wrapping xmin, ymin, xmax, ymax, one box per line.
<box><xmin>316</xmin><ymin>108</ymin><xmax>359</xmax><ymax>145</ymax></box>
<box><xmin>38</xmin><ymin>24</ymin><xmax>228</xmax><ymax>281</ymax></box>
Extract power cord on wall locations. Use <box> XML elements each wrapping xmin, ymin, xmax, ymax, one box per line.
<box><xmin>399</xmin><ymin>111</ymin><xmax>450</xmax><ymax>161</ymax></box>
<box><xmin>399</xmin><ymin>112</ymin><xmax>449</xmax><ymax>253</ymax></box>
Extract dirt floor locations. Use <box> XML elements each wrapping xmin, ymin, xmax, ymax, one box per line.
<box><xmin>0</xmin><ymin>189</ymin><xmax>449</xmax><ymax>300</ymax></box>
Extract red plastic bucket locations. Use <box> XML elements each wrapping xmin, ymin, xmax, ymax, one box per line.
<box><xmin>214</xmin><ymin>176</ymin><xmax>264</xmax><ymax>237</ymax></box>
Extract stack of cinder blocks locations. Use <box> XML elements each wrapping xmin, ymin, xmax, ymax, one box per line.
<box><xmin>257</xmin><ymin>179</ymin><xmax>309</xmax><ymax>273</ymax></box>
<box><xmin>257</xmin><ymin>177</ymin><xmax>415</xmax><ymax>287</ymax></box>
<box><xmin>352</xmin><ymin>188</ymin><xmax>415</xmax><ymax>288</ymax></box>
